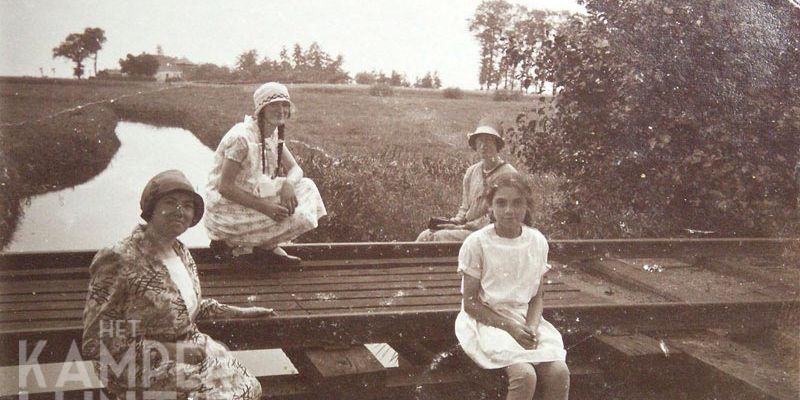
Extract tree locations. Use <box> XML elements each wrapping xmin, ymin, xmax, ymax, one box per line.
<box><xmin>184</xmin><ymin>63</ymin><xmax>233</xmax><ymax>82</ymax></box>
<box><xmin>508</xmin><ymin>0</ymin><xmax>800</xmax><ymax>238</ymax></box>
<box><xmin>292</xmin><ymin>43</ymin><xmax>305</xmax><ymax>69</ymax></box>
<box><xmin>82</xmin><ymin>28</ymin><xmax>106</xmax><ymax>76</ymax></box>
<box><xmin>52</xmin><ymin>33</ymin><xmax>91</xmax><ymax>78</ymax></box>
<box><xmin>119</xmin><ymin>53</ymin><xmax>159</xmax><ymax>78</ymax></box>
<box><xmin>469</xmin><ymin>0</ymin><xmax>513</xmax><ymax>89</ymax></box>
<box><xmin>355</xmin><ymin>71</ymin><xmax>377</xmax><ymax>85</ymax></box>
<box><xmin>432</xmin><ymin>71</ymin><xmax>442</xmax><ymax>89</ymax></box>
<box><xmin>389</xmin><ymin>70</ymin><xmax>409</xmax><ymax>87</ymax></box>
<box><xmin>52</xmin><ymin>28</ymin><xmax>106</xmax><ymax>78</ymax></box>
<box><xmin>235</xmin><ymin>49</ymin><xmax>259</xmax><ymax>81</ymax></box>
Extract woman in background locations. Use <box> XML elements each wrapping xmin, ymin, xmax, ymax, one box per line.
<box><xmin>417</xmin><ymin>118</ymin><xmax>516</xmax><ymax>242</ymax></box>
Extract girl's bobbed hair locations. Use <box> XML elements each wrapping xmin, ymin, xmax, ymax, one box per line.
<box><xmin>484</xmin><ymin>171</ymin><xmax>534</xmax><ymax>226</ymax></box>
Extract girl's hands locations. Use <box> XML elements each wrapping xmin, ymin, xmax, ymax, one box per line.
<box><xmin>258</xmin><ymin>199</ymin><xmax>290</xmax><ymax>221</ymax></box>
<box><xmin>509</xmin><ymin>324</ymin><xmax>538</xmax><ymax>350</ymax></box>
<box><xmin>279</xmin><ymin>182</ymin><xmax>298</xmax><ymax>215</ymax></box>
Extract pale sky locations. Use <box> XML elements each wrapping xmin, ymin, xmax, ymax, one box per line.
<box><xmin>0</xmin><ymin>0</ymin><xmax>583</xmax><ymax>89</ymax></box>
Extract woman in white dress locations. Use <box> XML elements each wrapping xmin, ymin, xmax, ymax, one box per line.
<box><xmin>205</xmin><ymin>82</ymin><xmax>326</xmax><ymax>264</ymax></box>
<box><xmin>455</xmin><ymin>171</ymin><xmax>570</xmax><ymax>400</ymax></box>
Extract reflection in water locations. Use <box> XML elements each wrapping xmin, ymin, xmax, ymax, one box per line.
<box><xmin>7</xmin><ymin>122</ymin><xmax>214</xmax><ymax>253</ymax></box>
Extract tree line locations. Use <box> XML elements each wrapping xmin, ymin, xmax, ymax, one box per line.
<box><xmin>52</xmin><ymin>31</ymin><xmax>443</xmax><ymax>88</ymax></box>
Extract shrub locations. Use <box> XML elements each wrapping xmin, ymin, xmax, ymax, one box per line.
<box><xmin>442</xmin><ymin>87</ymin><xmax>464</xmax><ymax>99</ymax></box>
<box><xmin>368</xmin><ymin>82</ymin><xmax>394</xmax><ymax>97</ymax></box>
<box><xmin>509</xmin><ymin>0</ymin><xmax>800</xmax><ymax>238</ymax></box>
<box><xmin>293</xmin><ymin>146</ymin><xmax>469</xmax><ymax>242</ymax></box>
<box><xmin>492</xmin><ymin>90</ymin><xmax>522</xmax><ymax>102</ymax></box>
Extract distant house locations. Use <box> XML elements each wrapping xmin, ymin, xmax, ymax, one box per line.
<box><xmin>153</xmin><ymin>55</ymin><xmax>194</xmax><ymax>82</ymax></box>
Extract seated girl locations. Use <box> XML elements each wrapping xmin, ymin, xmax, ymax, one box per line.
<box><xmin>455</xmin><ymin>171</ymin><xmax>570</xmax><ymax>400</ymax></box>
<box><xmin>205</xmin><ymin>82</ymin><xmax>327</xmax><ymax>264</ymax></box>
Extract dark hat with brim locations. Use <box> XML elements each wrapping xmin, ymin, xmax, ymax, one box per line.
<box><xmin>139</xmin><ymin>169</ymin><xmax>204</xmax><ymax>227</ymax></box>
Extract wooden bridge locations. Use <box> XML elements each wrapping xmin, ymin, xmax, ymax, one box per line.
<box><xmin>2</xmin><ymin>238</ymin><xmax>798</xmax><ymax>399</ymax></box>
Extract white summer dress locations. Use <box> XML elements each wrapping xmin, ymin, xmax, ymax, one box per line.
<box><xmin>204</xmin><ymin>116</ymin><xmax>327</xmax><ymax>249</ymax></box>
<box><xmin>455</xmin><ymin>225</ymin><xmax>567</xmax><ymax>368</ymax></box>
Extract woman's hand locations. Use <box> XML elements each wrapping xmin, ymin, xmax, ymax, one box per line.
<box><xmin>509</xmin><ymin>323</ymin><xmax>538</xmax><ymax>350</ymax></box>
<box><xmin>258</xmin><ymin>199</ymin><xmax>290</xmax><ymax>221</ymax></box>
<box><xmin>279</xmin><ymin>181</ymin><xmax>298</xmax><ymax>215</ymax></box>
<box><xmin>237</xmin><ymin>306</ymin><xmax>277</xmax><ymax>318</ymax></box>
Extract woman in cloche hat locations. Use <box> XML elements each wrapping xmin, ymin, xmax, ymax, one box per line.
<box><xmin>417</xmin><ymin>117</ymin><xmax>516</xmax><ymax>242</ymax></box>
<box><xmin>204</xmin><ymin>82</ymin><xmax>327</xmax><ymax>264</ymax></box>
<box><xmin>82</xmin><ymin>169</ymin><xmax>273</xmax><ymax>398</ymax></box>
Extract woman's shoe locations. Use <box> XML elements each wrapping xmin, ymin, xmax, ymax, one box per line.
<box><xmin>209</xmin><ymin>240</ymin><xmax>232</xmax><ymax>261</ymax></box>
<box><xmin>255</xmin><ymin>247</ymin><xmax>302</xmax><ymax>265</ymax></box>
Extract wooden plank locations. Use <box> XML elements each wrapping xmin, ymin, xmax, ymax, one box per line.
<box><xmin>582</xmin><ymin>259</ymin><xmax>790</xmax><ymax>303</ymax></box>
<box><xmin>580</xmin><ymin>259</ymin><xmax>682</xmax><ymax>301</ymax></box>
<box><xmin>3</xmin><ymin>238</ymin><xmax>793</xmax><ymax>270</ymax></box>
<box><xmin>669</xmin><ymin>331</ymin><xmax>800</xmax><ymax>400</ymax></box>
<box><xmin>0</xmin><ymin>287</ymin><xmax>471</xmax><ymax>311</ymax></box>
<box><xmin>0</xmin><ymin>272</ymin><xmax>458</xmax><ymax>295</ymax></box>
<box><xmin>595</xmin><ymin>333</ymin><xmax>678</xmax><ymax>358</ymax></box>
<box><xmin>2</xmin><ymin>299</ymin><xmax>796</xmax><ymax>366</ymax></box>
<box><xmin>617</xmin><ymin>257</ymin><xmax>692</xmax><ymax>269</ymax></box>
<box><xmin>297</xmin><ymin>346</ymin><xmax>386</xmax><ymax>381</ymax></box>
<box><xmin>700</xmin><ymin>256</ymin><xmax>800</xmax><ymax>294</ymax></box>
<box><xmin>0</xmin><ymin>257</ymin><xmax>457</xmax><ymax>281</ymax></box>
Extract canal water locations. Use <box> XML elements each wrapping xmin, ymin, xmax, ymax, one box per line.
<box><xmin>7</xmin><ymin>121</ymin><xmax>214</xmax><ymax>253</ymax></box>
<box><xmin>3</xmin><ymin>122</ymin><xmax>397</xmax><ymax>392</ymax></box>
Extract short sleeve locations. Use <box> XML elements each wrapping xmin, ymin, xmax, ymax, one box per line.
<box><xmin>536</xmin><ymin>231</ymin><xmax>551</xmax><ymax>280</ymax></box>
<box><xmin>222</xmin><ymin>135</ymin><xmax>249</xmax><ymax>163</ymax></box>
<box><xmin>457</xmin><ymin>233</ymin><xmax>483</xmax><ymax>279</ymax></box>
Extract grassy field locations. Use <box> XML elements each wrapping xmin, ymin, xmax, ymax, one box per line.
<box><xmin>0</xmin><ymin>78</ymin><xmax>563</xmax><ymax>248</ymax></box>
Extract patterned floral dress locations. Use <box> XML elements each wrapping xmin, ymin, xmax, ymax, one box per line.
<box><xmin>82</xmin><ymin>225</ymin><xmax>262</xmax><ymax>399</ymax></box>
<box><xmin>204</xmin><ymin>116</ymin><xmax>327</xmax><ymax>249</ymax></box>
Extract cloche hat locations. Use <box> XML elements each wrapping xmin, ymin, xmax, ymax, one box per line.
<box><xmin>253</xmin><ymin>82</ymin><xmax>294</xmax><ymax>118</ymax></box>
<box><xmin>139</xmin><ymin>169</ymin><xmax>204</xmax><ymax>227</ymax></box>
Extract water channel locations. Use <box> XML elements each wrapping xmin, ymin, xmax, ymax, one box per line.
<box><xmin>7</xmin><ymin>121</ymin><xmax>214</xmax><ymax>253</ymax></box>
<box><xmin>3</xmin><ymin>122</ymin><xmax>397</xmax><ymax>389</ymax></box>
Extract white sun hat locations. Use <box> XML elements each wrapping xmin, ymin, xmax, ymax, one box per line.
<box><xmin>467</xmin><ymin>117</ymin><xmax>505</xmax><ymax>150</ymax></box>
<box><xmin>253</xmin><ymin>82</ymin><xmax>295</xmax><ymax>117</ymax></box>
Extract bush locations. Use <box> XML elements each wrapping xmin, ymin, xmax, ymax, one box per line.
<box><xmin>492</xmin><ymin>90</ymin><xmax>522</xmax><ymax>102</ymax></box>
<box><xmin>509</xmin><ymin>0</ymin><xmax>800</xmax><ymax>238</ymax></box>
<box><xmin>442</xmin><ymin>87</ymin><xmax>464</xmax><ymax>99</ymax></box>
<box><xmin>294</xmin><ymin>146</ymin><xmax>470</xmax><ymax>242</ymax></box>
<box><xmin>368</xmin><ymin>82</ymin><xmax>394</xmax><ymax>97</ymax></box>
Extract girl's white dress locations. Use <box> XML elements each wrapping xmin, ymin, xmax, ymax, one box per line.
<box><xmin>205</xmin><ymin>116</ymin><xmax>327</xmax><ymax>249</ymax></box>
<box><xmin>455</xmin><ymin>225</ymin><xmax>567</xmax><ymax>369</ymax></box>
